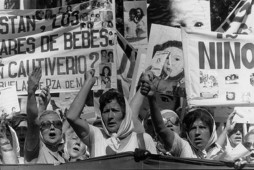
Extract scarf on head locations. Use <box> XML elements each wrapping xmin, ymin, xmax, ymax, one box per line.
<box><xmin>9</xmin><ymin>125</ymin><xmax>20</xmax><ymax>157</ymax></box>
<box><xmin>39</xmin><ymin>112</ymin><xmax>64</xmax><ymax>154</ymax></box>
<box><xmin>101</xmin><ymin>98</ymin><xmax>134</xmax><ymax>151</ymax></box>
<box><xmin>186</xmin><ymin>110</ymin><xmax>217</xmax><ymax>159</ymax></box>
<box><xmin>160</xmin><ymin>109</ymin><xmax>179</xmax><ymax>120</ymax></box>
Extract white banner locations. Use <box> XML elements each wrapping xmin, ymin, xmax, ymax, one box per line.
<box><xmin>0</xmin><ymin>1</ymin><xmax>117</xmax><ymax>95</ymax></box>
<box><xmin>145</xmin><ymin>24</ymin><xmax>185</xmax><ymax>97</ymax></box>
<box><xmin>182</xmin><ymin>28</ymin><xmax>254</xmax><ymax>106</ymax></box>
<box><xmin>0</xmin><ymin>86</ymin><xmax>20</xmax><ymax>118</ymax></box>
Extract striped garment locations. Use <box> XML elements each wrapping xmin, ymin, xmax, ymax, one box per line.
<box><xmin>216</xmin><ymin>0</ymin><xmax>254</xmax><ymax>34</ymax></box>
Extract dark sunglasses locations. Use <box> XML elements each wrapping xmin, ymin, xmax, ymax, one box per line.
<box><xmin>163</xmin><ymin>116</ymin><xmax>180</xmax><ymax>126</ymax></box>
<box><xmin>40</xmin><ymin>120</ymin><xmax>62</xmax><ymax>131</ymax></box>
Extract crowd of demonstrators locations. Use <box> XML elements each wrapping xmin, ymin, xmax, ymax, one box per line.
<box><xmin>22</xmin><ymin>67</ymin><xmax>90</xmax><ymax>165</ymax></box>
<box><xmin>2</xmin><ymin>67</ymin><xmax>254</xmax><ymax>165</ymax></box>
<box><xmin>138</xmin><ymin>69</ymin><xmax>253</xmax><ymax>162</ymax></box>
<box><xmin>139</xmin><ymin>70</ymin><xmax>221</xmax><ymax>159</ymax></box>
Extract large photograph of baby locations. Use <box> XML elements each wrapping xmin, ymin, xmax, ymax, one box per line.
<box><xmin>149</xmin><ymin>25</ymin><xmax>185</xmax><ymax>97</ymax></box>
<box><xmin>123</xmin><ymin>1</ymin><xmax>148</xmax><ymax>47</ymax></box>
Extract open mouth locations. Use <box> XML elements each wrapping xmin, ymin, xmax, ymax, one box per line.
<box><xmin>49</xmin><ymin>132</ymin><xmax>56</xmax><ymax>138</ymax></box>
<box><xmin>19</xmin><ymin>138</ymin><xmax>25</xmax><ymax>142</ymax></box>
<box><xmin>73</xmin><ymin>146</ymin><xmax>80</xmax><ymax>152</ymax></box>
<box><xmin>234</xmin><ymin>137</ymin><xmax>242</xmax><ymax>142</ymax></box>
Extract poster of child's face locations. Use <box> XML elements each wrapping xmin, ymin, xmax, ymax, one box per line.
<box><xmin>162</xmin><ymin>46</ymin><xmax>184</xmax><ymax>79</ymax></box>
<box><xmin>153</xmin><ymin>41</ymin><xmax>184</xmax><ymax>79</ymax></box>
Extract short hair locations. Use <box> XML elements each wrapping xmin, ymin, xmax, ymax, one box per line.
<box><xmin>153</xmin><ymin>40</ymin><xmax>182</xmax><ymax>57</ymax></box>
<box><xmin>99</xmin><ymin>89</ymin><xmax>125</xmax><ymax>118</ymax></box>
<box><xmin>182</xmin><ymin>108</ymin><xmax>214</xmax><ymax>134</ymax></box>
<box><xmin>39</xmin><ymin>110</ymin><xmax>61</xmax><ymax>122</ymax></box>
<box><xmin>228</xmin><ymin>123</ymin><xmax>243</xmax><ymax>137</ymax></box>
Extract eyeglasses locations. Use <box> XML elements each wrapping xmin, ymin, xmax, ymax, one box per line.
<box><xmin>244</xmin><ymin>142</ymin><xmax>254</xmax><ymax>149</ymax></box>
<box><xmin>40</xmin><ymin>120</ymin><xmax>62</xmax><ymax>131</ymax></box>
<box><xmin>163</xmin><ymin>116</ymin><xmax>180</xmax><ymax>126</ymax></box>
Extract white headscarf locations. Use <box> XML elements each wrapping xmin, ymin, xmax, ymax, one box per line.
<box><xmin>185</xmin><ymin>109</ymin><xmax>217</xmax><ymax>158</ymax></box>
<box><xmin>39</xmin><ymin>111</ymin><xmax>64</xmax><ymax>150</ymax></box>
<box><xmin>161</xmin><ymin>109</ymin><xmax>179</xmax><ymax>121</ymax></box>
<box><xmin>9</xmin><ymin>125</ymin><xmax>20</xmax><ymax>157</ymax></box>
<box><xmin>101</xmin><ymin>98</ymin><xmax>134</xmax><ymax>150</ymax></box>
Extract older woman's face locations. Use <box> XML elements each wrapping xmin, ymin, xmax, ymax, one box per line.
<box><xmin>101</xmin><ymin>99</ymin><xmax>124</xmax><ymax>133</ymax></box>
<box><xmin>188</xmin><ymin>119</ymin><xmax>211</xmax><ymax>150</ymax></box>
<box><xmin>163</xmin><ymin>46</ymin><xmax>184</xmax><ymax>78</ymax></box>
<box><xmin>229</xmin><ymin>130</ymin><xmax>242</xmax><ymax>147</ymax></box>
<box><xmin>66</xmin><ymin>130</ymin><xmax>86</xmax><ymax>159</ymax></box>
<box><xmin>40</xmin><ymin>114</ymin><xmax>62</xmax><ymax>146</ymax></box>
<box><xmin>163</xmin><ymin>112</ymin><xmax>180</xmax><ymax>135</ymax></box>
<box><xmin>245</xmin><ymin>134</ymin><xmax>254</xmax><ymax>162</ymax></box>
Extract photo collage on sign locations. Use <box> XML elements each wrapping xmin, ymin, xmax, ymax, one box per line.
<box><xmin>99</xmin><ymin>49</ymin><xmax>114</xmax><ymax>89</ymax></box>
<box><xmin>224</xmin><ymin>73</ymin><xmax>239</xmax><ymax>101</ymax></box>
<box><xmin>199</xmin><ymin>71</ymin><xmax>219</xmax><ymax>99</ymax></box>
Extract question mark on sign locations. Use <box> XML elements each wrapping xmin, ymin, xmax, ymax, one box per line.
<box><xmin>89</xmin><ymin>52</ymin><xmax>100</xmax><ymax>68</ymax></box>
<box><xmin>40</xmin><ymin>25</ymin><xmax>46</xmax><ymax>32</ymax></box>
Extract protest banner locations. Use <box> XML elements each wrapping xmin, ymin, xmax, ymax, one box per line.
<box><xmin>123</xmin><ymin>0</ymin><xmax>148</xmax><ymax>48</ymax></box>
<box><xmin>145</xmin><ymin>24</ymin><xmax>185</xmax><ymax>98</ymax></box>
<box><xmin>0</xmin><ymin>0</ymin><xmax>117</xmax><ymax>95</ymax></box>
<box><xmin>182</xmin><ymin>28</ymin><xmax>254</xmax><ymax>106</ymax></box>
<box><xmin>0</xmin><ymin>85</ymin><xmax>20</xmax><ymax>118</ymax></box>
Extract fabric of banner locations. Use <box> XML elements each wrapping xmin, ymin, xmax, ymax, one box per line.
<box><xmin>0</xmin><ymin>151</ymin><xmax>252</xmax><ymax>169</ymax></box>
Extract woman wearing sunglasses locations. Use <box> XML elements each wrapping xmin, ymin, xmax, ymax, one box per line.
<box><xmin>140</xmin><ymin>70</ymin><xmax>222</xmax><ymax>159</ymax></box>
<box><xmin>161</xmin><ymin>110</ymin><xmax>180</xmax><ymax>135</ymax></box>
<box><xmin>25</xmin><ymin>67</ymin><xmax>65</xmax><ymax>164</ymax></box>
<box><xmin>149</xmin><ymin>109</ymin><xmax>181</xmax><ymax>156</ymax></box>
